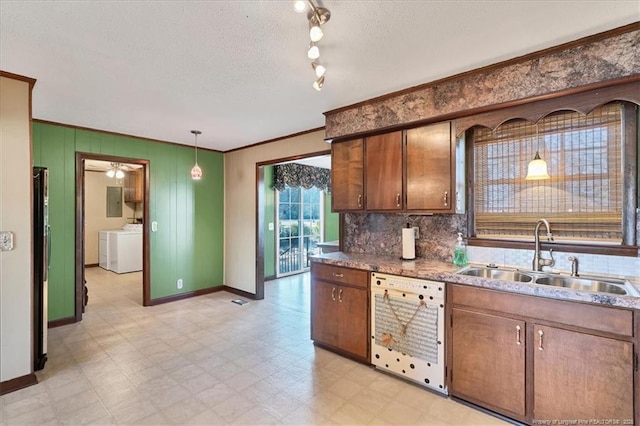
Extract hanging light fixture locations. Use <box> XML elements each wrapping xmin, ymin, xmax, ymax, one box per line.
<box><xmin>526</xmin><ymin>124</ymin><xmax>550</xmax><ymax>180</ymax></box>
<box><xmin>190</xmin><ymin>130</ymin><xmax>202</xmax><ymax>180</ymax></box>
<box><xmin>106</xmin><ymin>162</ymin><xmax>125</xmax><ymax>179</ymax></box>
<box><xmin>294</xmin><ymin>1</ymin><xmax>331</xmax><ymax>90</ymax></box>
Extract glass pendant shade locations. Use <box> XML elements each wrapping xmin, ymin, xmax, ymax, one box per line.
<box><xmin>307</xmin><ymin>43</ymin><xmax>320</xmax><ymax>59</ymax></box>
<box><xmin>106</xmin><ymin>169</ymin><xmax>116</xmax><ymax>178</ymax></box>
<box><xmin>525</xmin><ymin>151</ymin><xmax>550</xmax><ymax>180</ymax></box>
<box><xmin>293</xmin><ymin>0</ymin><xmax>307</xmax><ymax>13</ymax></box>
<box><xmin>312</xmin><ymin>75</ymin><xmax>325</xmax><ymax>91</ymax></box>
<box><xmin>311</xmin><ymin>62</ymin><xmax>326</xmax><ymax>78</ymax></box>
<box><xmin>191</xmin><ymin>164</ymin><xmax>202</xmax><ymax>180</ymax></box>
<box><xmin>309</xmin><ymin>21</ymin><xmax>323</xmax><ymax>42</ymax></box>
<box><xmin>115</xmin><ymin>169</ymin><xmax>125</xmax><ymax>179</ymax></box>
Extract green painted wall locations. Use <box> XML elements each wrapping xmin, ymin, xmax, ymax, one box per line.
<box><xmin>324</xmin><ymin>193</ymin><xmax>339</xmax><ymax>242</ymax></box>
<box><xmin>263</xmin><ymin>166</ymin><xmax>276</xmax><ymax>278</ymax></box>
<box><xmin>32</xmin><ymin>122</ymin><xmax>224</xmax><ymax>321</ymax></box>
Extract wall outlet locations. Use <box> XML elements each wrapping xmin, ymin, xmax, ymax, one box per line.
<box><xmin>177</xmin><ymin>279</ymin><xmax>183</xmax><ymax>289</ymax></box>
<box><xmin>0</xmin><ymin>231</ymin><xmax>14</xmax><ymax>251</ymax></box>
<box><xmin>151</xmin><ymin>221</ymin><xmax>158</xmax><ymax>232</ymax></box>
<box><xmin>268</xmin><ymin>222</ymin><xmax>274</xmax><ymax>231</ymax></box>
<box><xmin>413</xmin><ymin>227</ymin><xmax>420</xmax><ymax>240</ymax></box>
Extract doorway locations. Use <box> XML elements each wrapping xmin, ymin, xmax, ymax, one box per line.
<box><xmin>74</xmin><ymin>152</ymin><xmax>150</xmax><ymax>321</ymax></box>
<box><xmin>255</xmin><ymin>150</ymin><xmax>332</xmax><ymax>299</ymax></box>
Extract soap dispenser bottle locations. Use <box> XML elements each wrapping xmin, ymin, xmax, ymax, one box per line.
<box><xmin>453</xmin><ymin>232</ymin><xmax>468</xmax><ymax>266</ymax></box>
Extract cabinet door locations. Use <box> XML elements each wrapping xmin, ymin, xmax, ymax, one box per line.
<box><xmin>450</xmin><ymin>308</ymin><xmax>526</xmax><ymax>419</ymax></box>
<box><xmin>124</xmin><ymin>169</ymin><xmax>143</xmax><ymax>203</ymax></box>
<box><xmin>336</xmin><ymin>285</ymin><xmax>368</xmax><ymax>360</ymax></box>
<box><xmin>311</xmin><ymin>280</ymin><xmax>339</xmax><ymax>348</ymax></box>
<box><xmin>533</xmin><ymin>325</ymin><xmax>634</xmax><ymax>422</ymax></box>
<box><xmin>406</xmin><ymin>122</ymin><xmax>453</xmax><ymax>211</ymax></box>
<box><xmin>366</xmin><ymin>131</ymin><xmax>403</xmax><ymax>210</ymax></box>
<box><xmin>331</xmin><ymin>139</ymin><xmax>364</xmax><ymax>211</ymax></box>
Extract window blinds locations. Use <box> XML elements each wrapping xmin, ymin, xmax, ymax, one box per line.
<box><xmin>473</xmin><ymin>103</ymin><xmax>622</xmax><ymax>242</ymax></box>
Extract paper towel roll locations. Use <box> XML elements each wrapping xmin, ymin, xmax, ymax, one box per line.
<box><xmin>402</xmin><ymin>228</ymin><xmax>415</xmax><ymax>260</ymax></box>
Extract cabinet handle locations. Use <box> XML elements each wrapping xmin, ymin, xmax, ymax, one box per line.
<box><xmin>443</xmin><ymin>191</ymin><xmax>448</xmax><ymax>207</ymax></box>
<box><xmin>396</xmin><ymin>193</ymin><xmax>401</xmax><ymax>207</ymax></box>
<box><xmin>332</xmin><ymin>273</ymin><xmax>344</xmax><ymax>278</ymax></box>
<box><xmin>357</xmin><ymin>194</ymin><xmax>362</xmax><ymax>208</ymax></box>
<box><xmin>516</xmin><ymin>325</ymin><xmax>521</xmax><ymax>345</ymax></box>
<box><xmin>338</xmin><ymin>288</ymin><xmax>343</xmax><ymax>302</ymax></box>
<box><xmin>331</xmin><ymin>287</ymin><xmax>336</xmax><ymax>301</ymax></box>
<box><xmin>538</xmin><ymin>330</ymin><xmax>544</xmax><ymax>351</ymax></box>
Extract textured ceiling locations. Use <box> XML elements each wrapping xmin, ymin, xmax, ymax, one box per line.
<box><xmin>1</xmin><ymin>1</ymin><xmax>638</xmax><ymax>152</ymax></box>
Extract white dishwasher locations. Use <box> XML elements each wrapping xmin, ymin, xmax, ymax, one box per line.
<box><xmin>99</xmin><ymin>230</ymin><xmax>142</xmax><ymax>273</ymax></box>
<box><xmin>371</xmin><ymin>272</ymin><xmax>447</xmax><ymax>395</ymax></box>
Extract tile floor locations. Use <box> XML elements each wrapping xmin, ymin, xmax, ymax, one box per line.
<box><xmin>0</xmin><ymin>267</ymin><xmax>509</xmax><ymax>425</ymax></box>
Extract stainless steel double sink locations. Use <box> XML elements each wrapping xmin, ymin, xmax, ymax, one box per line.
<box><xmin>457</xmin><ymin>265</ymin><xmax>640</xmax><ymax>297</ymax></box>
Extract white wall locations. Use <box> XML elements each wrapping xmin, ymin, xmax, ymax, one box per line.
<box><xmin>84</xmin><ymin>171</ymin><xmax>135</xmax><ymax>265</ymax></box>
<box><xmin>0</xmin><ymin>75</ymin><xmax>33</xmax><ymax>382</ymax></box>
<box><xmin>224</xmin><ymin>130</ymin><xmax>328</xmax><ymax>293</ymax></box>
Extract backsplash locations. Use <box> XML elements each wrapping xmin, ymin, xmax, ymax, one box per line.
<box><xmin>343</xmin><ymin>213</ymin><xmax>467</xmax><ymax>261</ymax></box>
<box><xmin>343</xmin><ymin>210</ymin><xmax>640</xmax><ymax>278</ymax></box>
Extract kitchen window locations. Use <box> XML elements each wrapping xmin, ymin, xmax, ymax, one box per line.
<box><xmin>470</xmin><ymin>102</ymin><xmax>637</xmax><ymax>252</ymax></box>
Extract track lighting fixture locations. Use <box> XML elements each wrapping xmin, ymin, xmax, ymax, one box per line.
<box><xmin>294</xmin><ymin>1</ymin><xmax>331</xmax><ymax>91</ymax></box>
<box><xmin>190</xmin><ymin>130</ymin><xmax>202</xmax><ymax>180</ymax></box>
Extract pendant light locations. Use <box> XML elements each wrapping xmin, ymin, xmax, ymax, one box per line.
<box><xmin>190</xmin><ymin>130</ymin><xmax>202</xmax><ymax>180</ymax></box>
<box><xmin>525</xmin><ymin>124</ymin><xmax>550</xmax><ymax>180</ymax></box>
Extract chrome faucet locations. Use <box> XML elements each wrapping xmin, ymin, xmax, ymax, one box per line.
<box><xmin>532</xmin><ymin>219</ymin><xmax>555</xmax><ymax>271</ymax></box>
<box><xmin>568</xmin><ymin>256</ymin><xmax>579</xmax><ymax>276</ymax></box>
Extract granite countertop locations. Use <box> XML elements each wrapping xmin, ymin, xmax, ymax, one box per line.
<box><xmin>310</xmin><ymin>252</ymin><xmax>640</xmax><ymax>310</ymax></box>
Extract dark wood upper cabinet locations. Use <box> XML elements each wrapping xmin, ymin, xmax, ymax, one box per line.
<box><xmin>331</xmin><ymin>138</ymin><xmax>364</xmax><ymax>211</ymax></box>
<box><xmin>406</xmin><ymin>122</ymin><xmax>454</xmax><ymax>212</ymax></box>
<box><xmin>365</xmin><ymin>131</ymin><xmax>403</xmax><ymax>211</ymax></box>
<box><xmin>124</xmin><ymin>168</ymin><xmax>143</xmax><ymax>203</ymax></box>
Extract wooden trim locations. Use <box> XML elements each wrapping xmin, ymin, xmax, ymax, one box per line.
<box><xmin>226</xmin><ymin>126</ymin><xmax>325</xmax><ymax>154</ymax></box>
<box><xmin>48</xmin><ymin>316</ymin><xmax>77</xmax><ymax>328</ymax></box>
<box><xmin>147</xmin><ymin>286</ymin><xmax>224</xmax><ymax>306</ymax></box>
<box><xmin>0</xmin><ymin>373</ymin><xmax>38</xmax><ymax>396</ymax></box>
<box><xmin>84</xmin><ymin>263</ymin><xmax>99</xmax><ymax>268</ymax></box>
<box><xmin>454</xmin><ymin>79</ymin><xmax>640</xmax><ymax>136</ymax></box>
<box><xmin>222</xmin><ymin>285</ymin><xmax>260</xmax><ymax>300</ymax></box>
<box><xmin>256</xmin><ymin>149</ymin><xmax>331</xmax><ymax>167</ymax></box>
<box><xmin>0</xmin><ymin>70</ymin><xmax>37</xmax><ymax>89</ymax></box>
<box><xmin>468</xmin><ymin>237</ymin><xmax>639</xmax><ymax>257</ymax></box>
<box><xmin>255</xmin><ymin>165</ymin><xmax>266</xmax><ymax>300</ymax></box>
<box><xmin>33</xmin><ymin>119</ymin><xmax>223</xmax><ymax>153</ymax></box>
<box><xmin>324</xmin><ymin>22</ymin><xmax>640</xmax><ymax>117</ymax></box>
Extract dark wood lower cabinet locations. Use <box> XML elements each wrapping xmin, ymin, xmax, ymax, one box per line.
<box><xmin>310</xmin><ymin>263</ymin><xmax>369</xmax><ymax>362</ymax></box>
<box><xmin>533</xmin><ymin>325</ymin><xmax>634</xmax><ymax>422</ymax></box>
<box><xmin>449</xmin><ymin>283</ymin><xmax>637</xmax><ymax>425</ymax></box>
<box><xmin>450</xmin><ymin>308</ymin><xmax>526</xmax><ymax>420</ymax></box>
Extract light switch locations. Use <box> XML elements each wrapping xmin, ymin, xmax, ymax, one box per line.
<box><xmin>151</xmin><ymin>221</ymin><xmax>158</xmax><ymax>232</ymax></box>
<box><xmin>0</xmin><ymin>231</ymin><xmax>14</xmax><ymax>251</ymax></box>
<box><xmin>268</xmin><ymin>222</ymin><xmax>274</xmax><ymax>231</ymax></box>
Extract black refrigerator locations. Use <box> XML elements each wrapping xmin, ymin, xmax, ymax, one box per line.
<box><xmin>33</xmin><ymin>167</ymin><xmax>49</xmax><ymax>371</ymax></box>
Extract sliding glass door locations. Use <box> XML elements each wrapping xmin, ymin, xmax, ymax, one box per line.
<box><xmin>277</xmin><ymin>185</ymin><xmax>322</xmax><ymax>276</ymax></box>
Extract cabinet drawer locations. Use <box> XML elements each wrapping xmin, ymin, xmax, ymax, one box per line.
<box><xmin>449</xmin><ymin>284</ymin><xmax>633</xmax><ymax>337</ymax></box>
<box><xmin>312</xmin><ymin>263</ymin><xmax>368</xmax><ymax>289</ymax></box>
